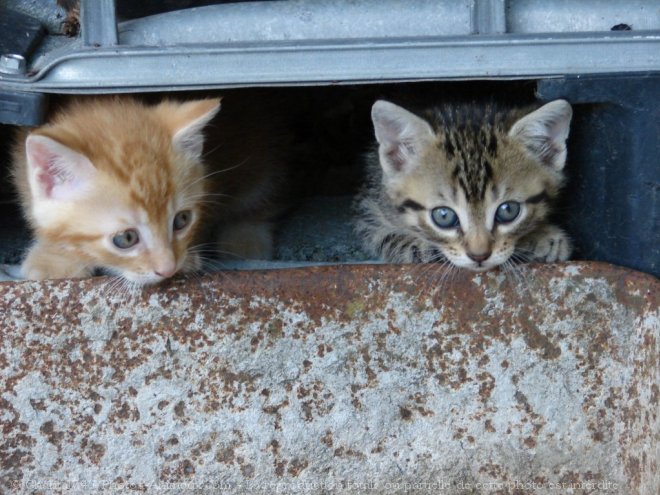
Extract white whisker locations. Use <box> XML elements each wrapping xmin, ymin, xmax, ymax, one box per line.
<box><xmin>179</xmin><ymin>160</ymin><xmax>248</xmax><ymax>197</ymax></box>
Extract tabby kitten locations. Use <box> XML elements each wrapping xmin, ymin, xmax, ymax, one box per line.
<box><xmin>12</xmin><ymin>95</ymin><xmax>290</xmax><ymax>284</ymax></box>
<box><xmin>355</xmin><ymin>99</ymin><xmax>573</xmax><ymax>271</ymax></box>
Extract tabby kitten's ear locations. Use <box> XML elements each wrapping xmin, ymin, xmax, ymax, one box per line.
<box><xmin>25</xmin><ymin>134</ymin><xmax>97</xmax><ymax>202</ymax></box>
<box><xmin>508</xmin><ymin>99</ymin><xmax>572</xmax><ymax>171</ymax></box>
<box><xmin>157</xmin><ymin>98</ymin><xmax>222</xmax><ymax>161</ymax></box>
<box><xmin>371</xmin><ymin>100</ymin><xmax>435</xmax><ymax>177</ymax></box>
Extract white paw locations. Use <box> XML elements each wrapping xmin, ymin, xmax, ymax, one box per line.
<box><xmin>529</xmin><ymin>227</ymin><xmax>572</xmax><ymax>262</ymax></box>
<box><xmin>21</xmin><ymin>264</ymin><xmax>46</xmax><ymax>280</ymax></box>
<box><xmin>21</xmin><ymin>247</ymin><xmax>94</xmax><ymax>281</ymax></box>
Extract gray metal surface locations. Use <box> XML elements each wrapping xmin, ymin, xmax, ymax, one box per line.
<box><xmin>0</xmin><ymin>88</ymin><xmax>47</xmax><ymax>125</ymax></box>
<box><xmin>119</xmin><ymin>0</ymin><xmax>474</xmax><ymax>44</ymax></box>
<box><xmin>507</xmin><ymin>0</ymin><xmax>660</xmax><ymax>33</ymax></box>
<box><xmin>0</xmin><ymin>55</ymin><xmax>27</xmax><ymax>75</ymax></box>
<box><xmin>3</xmin><ymin>34</ymin><xmax>660</xmax><ymax>93</ymax></box>
<box><xmin>3</xmin><ymin>0</ymin><xmax>69</xmax><ymax>36</ymax></box>
<box><xmin>472</xmin><ymin>0</ymin><xmax>507</xmax><ymax>34</ymax></box>
<box><xmin>0</xmin><ymin>0</ymin><xmax>659</xmax><ymax>93</ymax></box>
<box><xmin>80</xmin><ymin>0</ymin><xmax>117</xmax><ymax>47</ymax></box>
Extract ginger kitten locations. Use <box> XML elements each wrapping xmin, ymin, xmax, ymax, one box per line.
<box><xmin>355</xmin><ymin>99</ymin><xmax>573</xmax><ymax>271</ymax></box>
<box><xmin>12</xmin><ymin>95</ymin><xmax>291</xmax><ymax>284</ymax></box>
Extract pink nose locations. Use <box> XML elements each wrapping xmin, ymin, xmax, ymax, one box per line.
<box><xmin>154</xmin><ymin>255</ymin><xmax>177</xmax><ymax>278</ymax></box>
<box><xmin>155</xmin><ymin>267</ymin><xmax>176</xmax><ymax>278</ymax></box>
<box><xmin>467</xmin><ymin>251</ymin><xmax>491</xmax><ymax>263</ymax></box>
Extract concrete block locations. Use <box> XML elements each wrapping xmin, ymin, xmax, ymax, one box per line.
<box><xmin>0</xmin><ymin>262</ymin><xmax>657</xmax><ymax>494</ymax></box>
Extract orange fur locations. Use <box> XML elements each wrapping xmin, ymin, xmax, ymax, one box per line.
<box><xmin>11</xmin><ymin>96</ymin><xmax>258</xmax><ymax>284</ymax></box>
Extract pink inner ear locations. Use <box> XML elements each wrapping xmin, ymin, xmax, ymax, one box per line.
<box><xmin>28</xmin><ymin>140</ymin><xmax>59</xmax><ymax>197</ymax></box>
<box><xmin>36</xmin><ymin>167</ymin><xmax>56</xmax><ymax>198</ymax></box>
<box><xmin>375</xmin><ymin>116</ymin><xmax>405</xmax><ymax>148</ymax></box>
<box><xmin>26</xmin><ymin>135</ymin><xmax>96</xmax><ymax>201</ymax></box>
<box><xmin>170</xmin><ymin>99</ymin><xmax>221</xmax><ymax>160</ymax></box>
<box><xmin>385</xmin><ymin>144</ymin><xmax>407</xmax><ymax>172</ymax></box>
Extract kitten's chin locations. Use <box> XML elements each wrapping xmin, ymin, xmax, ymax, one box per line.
<box><xmin>447</xmin><ymin>250</ymin><xmax>515</xmax><ymax>272</ymax></box>
<box><xmin>454</xmin><ymin>262</ymin><xmax>492</xmax><ymax>272</ymax></box>
<box><xmin>467</xmin><ymin>264</ymin><xmax>492</xmax><ymax>272</ymax></box>
<box><xmin>448</xmin><ymin>257</ymin><xmax>506</xmax><ymax>272</ymax></box>
<box><xmin>136</xmin><ymin>274</ymin><xmax>170</xmax><ymax>286</ymax></box>
<box><xmin>113</xmin><ymin>270</ymin><xmax>172</xmax><ymax>286</ymax></box>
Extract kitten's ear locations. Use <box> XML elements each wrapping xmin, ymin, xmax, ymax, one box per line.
<box><xmin>508</xmin><ymin>99</ymin><xmax>572</xmax><ymax>170</ymax></box>
<box><xmin>25</xmin><ymin>134</ymin><xmax>97</xmax><ymax>201</ymax></box>
<box><xmin>162</xmin><ymin>98</ymin><xmax>222</xmax><ymax>160</ymax></box>
<box><xmin>372</xmin><ymin>100</ymin><xmax>435</xmax><ymax>176</ymax></box>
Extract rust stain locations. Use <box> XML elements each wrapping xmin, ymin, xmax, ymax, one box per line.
<box><xmin>287</xmin><ymin>458</ymin><xmax>309</xmax><ymax>477</ymax></box>
<box><xmin>39</xmin><ymin>421</ymin><xmax>63</xmax><ymax>448</ymax></box>
<box><xmin>320</xmin><ymin>431</ymin><xmax>333</xmax><ymax>449</ymax></box>
<box><xmin>0</xmin><ymin>262</ymin><xmax>657</xmax><ymax>492</ymax></box>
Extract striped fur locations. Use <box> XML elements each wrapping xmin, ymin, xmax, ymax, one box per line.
<box><xmin>355</xmin><ymin>99</ymin><xmax>573</xmax><ymax>271</ymax></box>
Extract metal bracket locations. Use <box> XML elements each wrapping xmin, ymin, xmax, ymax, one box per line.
<box><xmin>471</xmin><ymin>0</ymin><xmax>507</xmax><ymax>34</ymax></box>
<box><xmin>81</xmin><ymin>0</ymin><xmax>118</xmax><ymax>47</ymax></box>
<box><xmin>0</xmin><ymin>89</ymin><xmax>48</xmax><ymax>126</ymax></box>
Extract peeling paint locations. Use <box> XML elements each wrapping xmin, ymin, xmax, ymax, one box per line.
<box><xmin>0</xmin><ymin>262</ymin><xmax>658</xmax><ymax>494</ymax></box>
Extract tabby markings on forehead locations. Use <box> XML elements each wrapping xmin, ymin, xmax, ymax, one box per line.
<box><xmin>451</xmin><ymin>151</ymin><xmax>494</xmax><ymax>203</ymax></box>
<box><xmin>450</xmin><ymin>186</ymin><xmax>457</xmax><ymax>203</ymax></box>
<box><xmin>397</xmin><ymin>199</ymin><xmax>425</xmax><ymax>213</ymax></box>
<box><xmin>442</xmin><ymin>132</ymin><xmax>455</xmax><ymax>159</ymax></box>
<box><xmin>525</xmin><ymin>191</ymin><xmax>549</xmax><ymax>204</ymax></box>
<box><xmin>486</xmin><ymin>132</ymin><xmax>498</xmax><ymax>155</ymax></box>
<box><xmin>482</xmin><ymin>159</ymin><xmax>493</xmax><ymax>181</ymax></box>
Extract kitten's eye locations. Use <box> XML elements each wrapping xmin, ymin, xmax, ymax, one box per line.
<box><xmin>495</xmin><ymin>201</ymin><xmax>521</xmax><ymax>223</ymax></box>
<box><xmin>431</xmin><ymin>207</ymin><xmax>459</xmax><ymax>228</ymax></box>
<box><xmin>173</xmin><ymin>210</ymin><xmax>192</xmax><ymax>231</ymax></box>
<box><xmin>112</xmin><ymin>229</ymin><xmax>140</xmax><ymax>249</ymax></box>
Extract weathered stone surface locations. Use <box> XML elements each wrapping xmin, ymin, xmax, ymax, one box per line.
<box><xmin>0</xmin><ymin>262</ymin><xmax>657</xmax><ymax>494</ymax></box>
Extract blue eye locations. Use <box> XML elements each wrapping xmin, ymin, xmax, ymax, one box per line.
<box><xmin>495</xmin><ymin>201</ymin><xmax>521</xmax><ymax>223</ymax></box>
<box><xmin>112</xmin><ymin>229</ymin><xmax>139</xmax><ymax>249</ymax></box>
<box><xmin>173</xmin><ymin>210</ymin><xmax>192</xmax><ymax>231</ymax></box>
<box><xmin>431</xmin><ymin>207</ymin><xmax>459</xmax><ymax>228</ymax></box>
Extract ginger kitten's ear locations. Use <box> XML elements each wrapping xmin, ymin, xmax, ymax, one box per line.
<box><xmin>158</xmin><ymin>98</ymin><xmax>222</xmax><ymax>161</ymax></box>
<box><xmin>508</xmin><ymin>99</ymin><xmax>572</xmax><ymax>171</ymax></box>
<box><xmin>25</xmin><ymin>134</ymin><xmax>97</xmax><ymax>201</ymax></box>
<box><xmin>371</xmin><ymin>100</ymin><xmax>435</xmax><ymax>177</ymax></box>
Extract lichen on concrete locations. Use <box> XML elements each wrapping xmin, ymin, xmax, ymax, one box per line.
<box><xmin>0</xmin><ymin>262</ymin><xmax>658</xmax><ymax>494</ymax></box>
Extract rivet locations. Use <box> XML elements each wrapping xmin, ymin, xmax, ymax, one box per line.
<box><xmin>0</xmin><ymin>53</ymin><xmax>27</xmax><ymax>74</ymax></box>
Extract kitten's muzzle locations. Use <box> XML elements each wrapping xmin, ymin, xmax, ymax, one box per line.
<box><xmin>155</xmin><ymin>267</ymin><xmax>176</xmax><ymax>278</ymax></box>
<box><xmin>152</xmin><ymin>251</ymin><xmax>177</xmax><ymax>278</ymax></box>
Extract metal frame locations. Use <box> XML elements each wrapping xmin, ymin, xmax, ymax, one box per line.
<box><xmin>2</xmin><ymin>34</ymin><xmax>659</xmax><ymax>94</ymax></box>
<box><xmin>80</xmin><ymin>0</ymin><xmax>118</xmax><ymax>47</ymax></box>
<box><xmin>0</xmin><ymin>0</ymin><xmax>659</xmax><ymax>94</ymax></box>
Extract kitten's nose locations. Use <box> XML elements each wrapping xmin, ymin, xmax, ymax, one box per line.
<box><xmin>155</xmin><ymin>266</ymin><xmax>176</xmax><ymax>278</ymax></box>
<box><xmin>467</xmin><ymin>251</ymin><xmax>492</xmax><ymax>263</ymax></box>
<box><xmin>153</xmin><ymin>253</ymin><xmax>177</xmax><ymax>278</ymax></box>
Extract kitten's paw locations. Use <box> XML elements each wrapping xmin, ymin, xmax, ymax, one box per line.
<box><xmin>21</xmin><ymin>263</ymin><xmax>48</xmax><ymax>281</ymax></box>
<box><xmin>21</xmin><ymin>245</ymin><xmax>93</xmax><ymax>280</ymax></box>
<box><xmin>521</xmin><ymin>226</ymin><xmax>572</xmax><ymax>263</ymax></box>
<box><xmin>21</xmin><ymin>262</ymin><xmax>93</xmax><ymax>281</ymax></box>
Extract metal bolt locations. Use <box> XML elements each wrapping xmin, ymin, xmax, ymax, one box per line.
<box><xmin>0</xmin><ymin>54</ymin><xmax>27</xmax><ymax>75</ymax></box>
